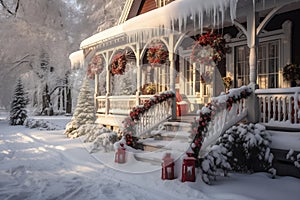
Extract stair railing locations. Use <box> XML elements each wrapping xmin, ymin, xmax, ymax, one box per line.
<box><xmin>122</xmin><ymin>91</ymin><xmax>175</xmax><ymax>146</ymax></box>
<box><xmin>190</xmin><ymin>86</ymin><xmax>252</xmax><ymax>158</ymax></box>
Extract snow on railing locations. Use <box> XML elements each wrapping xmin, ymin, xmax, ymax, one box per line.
<box><xmin>190</xmin><ymin>86</ymin><xmax>252</xmax><ymax>158</ymax></box>
<box><xmin>255</xmin><ymin>87</ymin><xmax>300</xmax><ymax>125</ymax></box>
<box><xmin>121</xmin><ymin>91</ymin><xmax>174</xmax><ymax>146</ymax></box>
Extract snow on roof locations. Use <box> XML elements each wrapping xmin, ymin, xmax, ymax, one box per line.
<box><xmin>69</xmin><ymin>50</ymin><xmax>84</xmax><ymax>69</ymax></box>
<box><xmin>80</xmin><ymin>0</ymin><xmax>238</xmax><ymax>49</ymax></box>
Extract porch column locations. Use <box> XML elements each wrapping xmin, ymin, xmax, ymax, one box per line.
<box><xmin>169</xmin><ymin>34</ymin><xmax>176</xmax><ymax>119</ymax></box>
<box><xmin>105</xmin><ymin>52</ymin><xmax>111</xmax><ymax>116</ymax></box>
<box><xmin>94</xmin><ymin>73</ymin><xmax>99</xmax><ymax>113</ymax></box>
<box><xmin>247</xmin><ymin>3</ymin><xmax>260</xmax><ymax>123</ymax></box>
<box><xmin>136</xmin><ymin>43</ymin><xmax>141</xmax><ymax>105</ymax></box>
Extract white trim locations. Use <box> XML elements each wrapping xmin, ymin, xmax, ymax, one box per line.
<box><xmin>118</xmin><ymin>0</ymin><xmax>135</xmax><ymax>25</ymax></box>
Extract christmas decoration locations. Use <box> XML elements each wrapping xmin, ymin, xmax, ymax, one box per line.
<box><xmin>181</xmin><ymin>153</ymin><xmax>196</xmax><ymax>182</ymax></box>
<box><xmin>222</xmin><ymin>76</ymin><xmax>232</xmax><ymax>92</ymax></box>
<box><xmin>190</xmin><ymin>86</ymin><xmax>252</xmax><ymax>161</ymax></box>
<box><xmin>161</xmin><ymin>153</ymin><xmax>175</xmax><ymax>180</ymax></box>
<box><xmin>87</xmin><ymin>55</ymin><xmax>104</xmax><ymax>79</ymax></box>
<box><xmin>115</xmin><ymin>143</ymin><xmax>126</xmax><ymax>164</ymax></box>
<box><xmin>191</xmin><ymin>31</ymin><xmax>226</xmax><ymax>64</ymax></box>
<box><xmin>111</xmin><ymin>52</ymin><xmax>127</xmax><ymax>75</ymax></box>
<box><xmin>122</xmin><ymin>91</ymin><xmax>175</xmax><ymax>147</ymax></box>
<box><xmin>147</xmin><ymin>41</ymin><xmax>168</xmax><ymax>66</ymax></box>
<box><xmin>9</xmin><ymin>79</ymin><xmax>28</xmax><ymax>125</ymax></box>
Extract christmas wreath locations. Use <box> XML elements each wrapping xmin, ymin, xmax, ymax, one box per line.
<box><xmin>111</xmin><ymin>52</ymin><xmax>127</xmax><ymax>75</ymax></box>
<box><xmin>87</xmin><ymin>55</ymin><xmax>104</xmax><ymax>79</ymax></box>
<box><xmin>147</xmin><ymin>41</ymin><xmax>168</xmax><ymax>66</ymax></box>
<box><xmin>283</xmin><ymin>63</ymin><xmax>300</xmax><ymax>81</ymax></box>
<box><xmin>191</xmin><ymin>31</ymin><xmax>226</xmax><ymax>65</ymax></box>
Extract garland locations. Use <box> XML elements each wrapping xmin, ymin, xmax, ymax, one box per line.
<box><xmin>87</xmin><ymin>55</ymin><xmax>104</xmax><ymax>79</ymax></box>
<box><xmin>190</xmin><ymin>86</ymin><xmax>252</xmax><ymax>161</ymax></box>
<box><xmin>191</xmin><ymin>31</ymin><xmax>226</xmax><ymax>65</ymax></box>
<box><xmin>147</xmin><ymin>41</ymin><xmax>168</xmax><ymax>66</ymax></box>
<box><xmin>122</xmin><ymin>91</ymin><xmax>175</xmax><ymax>146</ymax></box>
<box><xmin>111</xmin><ymin>52</ymin><xmax>127</xmax><ymax>75</ymax></box>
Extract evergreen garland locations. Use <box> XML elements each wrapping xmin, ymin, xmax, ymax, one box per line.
<box><xmin>10</xmin><ymin>79</ymin><xmax>28</xmax><ymax>125</ymax></box>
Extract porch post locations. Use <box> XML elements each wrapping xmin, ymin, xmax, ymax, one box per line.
<box><xmin>247</xmin><ymin>2</ymin><xmax>260</xmax><ymax>123</ymax></box>
<box><xmin>105</xmin><ymin>52</ymin><xmax>111</xmax><ymax>116</ymax></box>
<box><xmin>94</xmin><ymin>73</ymin><xmax>99</xmax><ymax>113</ymax></box>
<box><xmin>136</xmin><ymin>43</ymin><xmax>141</xmax><ymax>106</ymax></box>
<box><xmin>169</xmin><ymin>34</ymin><xmax>177</xmax><ymax>119</ymax></box>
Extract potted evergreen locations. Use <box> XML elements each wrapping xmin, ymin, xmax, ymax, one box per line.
<box><xmin>283</xmin><ymin>63</ymin><xmax>300</xmax><ymax>87</ymax></box>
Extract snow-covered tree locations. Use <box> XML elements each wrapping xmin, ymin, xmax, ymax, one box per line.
<box><xmin>65</xmin><ymin>77</ymin><xmax>95</xmax><ymax>138</ymax></box>
<box><xmin>9</xmin><ymin>78</ymin><xmax>28</xmax><ymax>125</ymax></box>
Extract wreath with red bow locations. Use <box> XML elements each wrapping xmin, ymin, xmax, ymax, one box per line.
<box><xmin>147</xmin><ymin>41</ymin><xmax>168</xmax><ymax>66</ymax></box>
<box><xmin>191</xmin><ymin>31</ymin><xmax>226</xmax><ymax>64</ymax></box>
<box><xmin>111</xmin><ymin>52</ymin><xmax>127</xmax><ymax>75</ymax></box>
<box><xmin>87</xmin><ymin>55</ymin><xmax>104</xmax><ymax>79</ymax></box>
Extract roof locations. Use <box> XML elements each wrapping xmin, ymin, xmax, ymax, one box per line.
<box><xmin>80</xmin><ymin>0</ymin><xmax>239</xmax><ymax>49</ymax></box>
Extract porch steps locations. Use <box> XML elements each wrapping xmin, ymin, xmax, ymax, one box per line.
<box><xmin>134</xmin><ymin>120</ymin><xmax>192</xmax><ymax>165</ymax></box>
<box><xmin>267</xmin><ymin>129</ymin><xmax>300</xmax><ymax>178</ymax></box>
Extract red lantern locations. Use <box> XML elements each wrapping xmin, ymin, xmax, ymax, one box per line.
<box><xmin>115</xmin><ymin>143</ymin><xmax>126</xmax><ymax>164</ymax></box>
<box><xmin>181</xmin><ymin>153</ymin><xmax>196</xmax><ymax>182</ymax></box>
<box><xmin>161</xmin><ymin>153</ymin><xmax>175</xmax><ymax>180</ymax></box>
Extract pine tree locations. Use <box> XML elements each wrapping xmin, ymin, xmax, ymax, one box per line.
<box><xmin>10</xmin><ymin>79</ymin><xmax>28</xmax><ymax>125</ymax></box>
<box><xmin>65</xmin><ymin>77</ymin><xmax>95</xmax><ymax>137</ymax></box>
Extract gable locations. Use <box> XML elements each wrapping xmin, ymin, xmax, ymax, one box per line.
<box><xmin>125</xmin><ymin>0</ymin><xmax>158</xmax><ymax>21</ymax></box>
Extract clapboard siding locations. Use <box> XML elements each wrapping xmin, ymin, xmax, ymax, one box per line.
<box><xmin>138</xmin><ymin>0</ymin><xmax>157</xmax><ymax>15</ymax></box>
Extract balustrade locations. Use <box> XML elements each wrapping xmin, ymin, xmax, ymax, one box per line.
<box><xmin>255</xmin><ymin>87</ymin><xmax>300</xmax><ymax>124</ymax></box>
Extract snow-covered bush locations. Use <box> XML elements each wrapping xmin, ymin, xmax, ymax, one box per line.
<box><xmin>82</xmin><ymin>126</ymin><xmax>117</xmax><ymax>153</ymax></box>
<box><xmin>286</xmin><ymin>149</ymin><xmax>300</xmax><ymax>169</ymax></box>
<box><xmin>88</xmin><ymin>132</ymin><xmax>118</xmax><ymax>153</ymax></box>
<box><xmin>201</xmin><ymin>144</ymin><xmax>231</xmax><ymax>184</ymax></box>
<box><xmin>201</xmin><ymin>123</ymin><xmax>274</xmax><ymax>184</ymax></box>
<box><xmin>24</xmin><ymin>118</ymin><xmax>60</xmax><ymax>130</ymax></box>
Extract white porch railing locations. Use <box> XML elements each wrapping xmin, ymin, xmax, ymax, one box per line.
<box><xmin>108</xmin><ymin>96</ymin><xmax>136</xmax><ymax>115</ymax></box>
<box><xmin>198</xmin><ymin>86</ymin><xmax>251</xmax><ymax>157</ymax></box>
<box><xmin>135</xmin><ymin>98</ymin><xmax>172</xmax><ymax>137</ymax></box>
<box><xmin>255</xmin><ymin>87</ymin><xmax>300</xmax><ymax>125</ymax></box>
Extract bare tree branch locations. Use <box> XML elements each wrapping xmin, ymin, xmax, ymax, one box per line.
<box><xmin>0</xmin><ymin>0</ymin><xmax>20</xmax><ymax>16</ymax></box>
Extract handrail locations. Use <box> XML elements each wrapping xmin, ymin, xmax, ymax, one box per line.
<box><xmin>121</xmin><ymin>91</ymin><xmax>175</xmax><ymax>146</ymax></box>
<box><xmin>190</xmin><ymin>86</ymin><xmax>252</xmax><ymax>158</ymax></box>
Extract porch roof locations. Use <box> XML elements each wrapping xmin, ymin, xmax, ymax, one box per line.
<box><xmin>80</xmin><ymin>0</ymin><xmax>300</xmax><ymax>50</ymax></box>
<box><xmin>80</xmin><ymin>0</ymin><xmax>239</xmax><ymax>49</ymax></box>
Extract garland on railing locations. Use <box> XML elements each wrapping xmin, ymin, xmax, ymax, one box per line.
<box><xmin>111</xmin><ymin>52</ymin><xmax>127</xmax><ymax>75</ymax></box>
<box><xmin>190</xmin><ymin>86</ymin><xmax>252</xmax><ymax>162</ymax></box>
<box><xmin>87</xmin><ymin>55</ymin><xmax>104</xmax><ymax>79</ymax></box>
<box><xmin>122</xmin><ymin>91</ymin><xmax>175</xmax><ymax>147</ymax></box>
<box><xmin>191</xmin><ymin>31</ymin><xmax>226</xmax><ymax>64</ymax></box>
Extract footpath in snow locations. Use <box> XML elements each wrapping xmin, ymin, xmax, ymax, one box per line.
<box><xmin>0</xmin><ymin>116</ymin><xmax>300</xmax><ymax>200</ymax></box>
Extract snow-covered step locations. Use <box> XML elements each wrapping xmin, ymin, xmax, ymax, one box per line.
<box><xmin>140</xmin><ymin>138</ymin><xmax>190</xmax><ymax>152</ymax></box>
<box><xmin>162</xmin><ymin>121</ymin><xmax>192</xmax><ymax>132</ymax></box>
<box><xmin>268</xmin><ymin>130</ymin><xmax>300</xmax><ymax>151</ymax></box>
<box><xmin>134</xmin><ymin>150</ymin><xmax>185</xmax><ymax>166</ymax></box>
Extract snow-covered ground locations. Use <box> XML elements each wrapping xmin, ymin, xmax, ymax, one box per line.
<box><xmin>0</xmin><ymin>116</ymin><xmax>300</xmax><ymax>200</ymax></box>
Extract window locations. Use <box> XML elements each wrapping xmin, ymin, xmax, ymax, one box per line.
<box><xmin>235</xmin><ymin>40</ymin><xmax>280</xmax><ymax>89</ymax></box>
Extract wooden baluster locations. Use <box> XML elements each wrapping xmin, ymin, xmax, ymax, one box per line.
<box><xmin>262</xmin><ymin>97</ymin><xmax>266</xmax><ymax>123</ymax></box>
<box><xmin>267</xmin><ymin>96</ymin><xmax>271</xmax><ymax>122</ymax></box>
<box><xmin>283</xmin><ymin>96</ymin><xmax>287</xmax><ymax>121</ymax></box>
<box><xmin>288</xmin><ymin>96</ymin><xmax>292</xmax><ymax>122</ymax></box>
<box><xmin>273</xmin><ymin>97</ymin><xmax>276</xmax><ymax>121</ymax></box>
<box><xmin>278</xmin><ymin>97</ymin><xmax>281</xmax><ymax>121</ymax></box>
